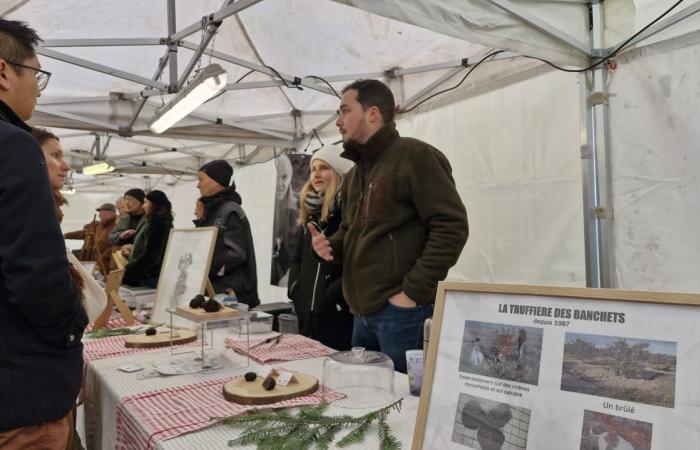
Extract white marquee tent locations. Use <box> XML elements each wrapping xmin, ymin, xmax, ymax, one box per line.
<box><xmin>2</xmin><ymin>0</ymin><xmax>699</xmax><ymax>303</ymax></box>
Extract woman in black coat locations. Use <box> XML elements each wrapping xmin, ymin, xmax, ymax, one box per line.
<box><xmin>288</xmin><ymin>144</ymin><xmax>354</xmax><ymax>350</ymax></box>
<box><xmin>122</xmin><ymin>190</ymin><xmax>173</xmax><ymax>287</ymax></box>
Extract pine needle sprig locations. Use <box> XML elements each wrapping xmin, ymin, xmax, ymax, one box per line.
<box><xmin>217</xmin><ymin>398</ymin><xmax>403</xmax><ymax>449</ymax></box>
<box><xmin>84</xmin><ymin>326</ymin><xmax>145</xmax><ymax>339</ymax></box>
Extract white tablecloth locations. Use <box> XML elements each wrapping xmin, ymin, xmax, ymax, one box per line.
<box><xmin>83</xmin><ymin>331</ymin><xmax>420</xmax><ymax>449</ymax></box>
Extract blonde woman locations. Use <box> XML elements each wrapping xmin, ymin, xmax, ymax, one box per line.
<box><xmin>287</xmin><ymin>144</ymin><xmax>354</xmax><ymax>350</ymax></box>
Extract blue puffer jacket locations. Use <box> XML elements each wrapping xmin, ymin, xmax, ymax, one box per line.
<box><xmin>0</xmin><ymin>100</ymin><xmax>88</xmax><ymax>431</ymax></box>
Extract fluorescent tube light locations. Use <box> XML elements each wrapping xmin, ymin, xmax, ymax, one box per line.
<box><xmin>82</xmin><ymin>161</ymin><xmax>115</xmax><ymax>175</ymax></box>
<box><xmin>148</xmin><ymin>64</ymin><xmax>228</xmax><ymax>134</ymax></box>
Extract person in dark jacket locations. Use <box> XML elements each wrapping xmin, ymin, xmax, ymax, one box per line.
<box><xmin>288</xmin><ymin>144</ymin><xmax>355</xmax><ymax>350</ymax></box>
<box><xmin>195</xmin><ymin>160</ymin><xmax>260</xmax><ymax>307</ymax></box>
<box><xmin>122</xmin><ymin>190</ymin><xmax>174</xmax><ymax>288</ymax></box>
<box><xmin>311</xmin><ymin>79</ymin><xmax>469</xmax><ymax>373</ymax></box>
<box><xmin>109</xmin><ymin>188</ymin><xmax>146</xmax><ymax>246</ymax></box>
<box><xmin>0</xmin><ymin>19</ymin><xmax>88</xmax><ymax>448</ymax></box>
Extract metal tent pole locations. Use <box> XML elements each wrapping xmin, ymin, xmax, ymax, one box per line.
<box><xmin>581</xmin><ymin>1</ymin><xmax>615</xmax><ymax>288</ymax></box>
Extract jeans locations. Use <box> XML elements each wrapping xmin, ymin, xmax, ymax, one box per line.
<box><xmin>352</xmin><ymin>301</ymin><xmax>433</xmax><ymax>373</ymax></box>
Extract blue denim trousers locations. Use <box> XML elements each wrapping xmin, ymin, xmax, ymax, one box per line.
<box><xmin>352</xmin><ymin>302</ymin><xmax>434</xmax><ymax>373</ymax></box>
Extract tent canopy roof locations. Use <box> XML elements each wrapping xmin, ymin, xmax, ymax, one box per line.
<box><xmin>3</xmin><ymin>0</ymin><xmax>698</xmax><ymax>190</ymax></box>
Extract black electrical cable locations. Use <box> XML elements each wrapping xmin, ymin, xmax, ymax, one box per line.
<box><xmin>398</xmin><ymin>0</ymin><xmax>686</xmax><ymax>114</ymax></box>
<box><xmin>399</xmin><ymin>50</ymin><xmax>504</xmax><ymax>114</ymax></box>
<box><xmin>524</xmin><ymin>0</ymin><xmax>686</xmax><ymax>72</ymax></box>
<box><xmin>302</xmin><ymin>75</ymin><xmax>341</xmax><ymax>98</ymax></box>
<box><xmin>264</xmin><ymin>65</ymin><xmax>303</xmax><ymax>90</ymax></box>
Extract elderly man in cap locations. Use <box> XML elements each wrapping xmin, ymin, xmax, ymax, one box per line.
<box><xmin>109</xmin><ymin>188</ymin><xmax>146</xmax><ymax>246</ymax></box>
<box><xmin>64</xmin><ymin>202</ymin><xmax>117</xmax><ymax>274</ymax></box>
<box><xmin>195</xmin><ymin>159</ymin><xmax>260</xmax><ymax>307</ymax></box>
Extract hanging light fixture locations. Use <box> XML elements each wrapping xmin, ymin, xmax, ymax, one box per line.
<box><xmin>148</xmin><ymin>64</ymin><xmax>228</xmax><ymax>134</ymax></box>
<box><xmin>82</xmin><ymin>161</ymin><xmax>115</xmax><ymax>175</ymax></box>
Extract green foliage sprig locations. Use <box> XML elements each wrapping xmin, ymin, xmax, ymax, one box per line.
<box><xmin>215</xmin><ymin>398</ymin><xmax>403</xmax><ymax>450</ymax></box>
<box><xmin>84</xmin><ymin>327</ymin><xmax>145</xmax><ymax>339</ymax></box>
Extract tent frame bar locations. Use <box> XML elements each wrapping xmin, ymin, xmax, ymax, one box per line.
<box><xmin>486</xmin><ymin>0</ymin><xmax>591</xmax><ymax>56</ymax></box>
<box><xmin>178</xmin><ymin>41</ymin><xmax>337</xmax><ymax>97</ymax></box>
<box><xmin>581</xmin><ymin>1</ymin><xmax>614</xmax><ymax>288</ymax></box>
<box><xmin>168</xmin><ymin>0</ymin><xmax>265</xmax><ymax>43</ymax></box>
<box><xmin>36</xmin><ymin>48</ymin><xmax>169</xmax><ymax>91</ymax></box>
<box><xmin>42</xmin><ymin>38</ymin><xmax>163</xmax><ymax>47</ymax></box>
<box><xmin>615</xmin><ymin>2</ymin><xmax>700</xmax><ymax>50</ymax></box>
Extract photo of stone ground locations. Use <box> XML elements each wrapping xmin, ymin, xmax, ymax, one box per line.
<box><xmin>580</xmin><ymin>410</ymin><xmax>652</xmax><ymax>450</ymax></box>
<box><xmin>459</xmin><ymin>321</ymin><xmax>543</xmax><ymax>385</ymax></box>
<box><xmin>452</xmin><ymin>392</ymin><xmax>530</xmax><ymax>450</ymax></box>
<box><xmin>562</xmin><ymin>333</ymin><xmax>676</xmax><ymax>408</ymax></box>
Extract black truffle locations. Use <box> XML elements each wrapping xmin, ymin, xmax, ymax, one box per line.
<box><xmin>203</xmin><ymin>299</ymin><xmax>221</xmax><ymax>312</ymax></box>
<box><xmin>189</xmin><ymin>294</ymin><xmax>206</xmax><ymax>308</ymax></box>
<box><xmin>145</xmin><ymin>327</ymin><xmax>157</xmax><ymax>336</ymax></box>
<box><xmin>262</xmin><ymin>376</ymin><xmax>276</xmax><ymax>391</ymax></box>
<box><xmin>244</xmin><ymin>372</ymin><xmax>257</xmax><ymax>382</ymax></box>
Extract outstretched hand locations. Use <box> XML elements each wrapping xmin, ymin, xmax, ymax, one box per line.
<box><xmin>308</xmin><ymin>223</ymin><xmax>333</xmax><ymax>262</ymax></box>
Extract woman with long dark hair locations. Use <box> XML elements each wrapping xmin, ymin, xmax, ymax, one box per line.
<box><xmin>122</xmin><ymin>190</ymin><xmax>173</xmax><ymax>287</ymax></box>
<box><xmin>288</xmin><ymin>145</ymin><xmax>354</xmax><ymax>350</ymax></box>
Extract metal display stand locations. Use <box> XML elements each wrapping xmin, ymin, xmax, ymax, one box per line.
<box><xmin>167</xmin><ymin>308</ymin><xmax>251</xmax><ymax>370</ymax></box>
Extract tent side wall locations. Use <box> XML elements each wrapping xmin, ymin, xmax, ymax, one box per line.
<box><xmin>610</xmin><ymin>36</ymin><xmax>700</xmax><ymax>292</ymax></box>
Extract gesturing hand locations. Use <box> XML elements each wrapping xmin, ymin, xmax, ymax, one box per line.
<box><xmin>308</xmin><ymin>223</ymin><xmax>333</xmax><ymax>262</ymax></box>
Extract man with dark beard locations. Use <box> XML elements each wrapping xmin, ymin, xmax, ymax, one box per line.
<box><xmin>195</xmin><ymin>160</ymin><xmax>260</xmax><ymax>308</ymax></box>
<box><xmin>310</xmin><ymin>79</ymin><xmax>468</xmax><ymax>373</ymax></box>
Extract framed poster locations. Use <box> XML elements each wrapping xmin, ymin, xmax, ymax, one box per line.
<box><xmin>413</xmin><ymin>282</ymin><xmax>700</xmax><ymax>450</ymax></box>
<box><xmin>150</xmin><ymin>227</ymin><xmax>218</xmax><ymax>327</ymax></box>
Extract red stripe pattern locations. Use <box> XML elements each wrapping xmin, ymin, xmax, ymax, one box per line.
<box><xmin>83</xmin><ymin>334</ymin><xmax>200</xmax><ymax>364</ymax></box>
<box><xmin>115</xmin><ymin>376</ymin><xmax>343</xmax><ymax>450</ymax></box>
<box><xmin>225</xmin><ymin>334</ymin><xmax>336</xmax><ymax>364</ymax></box>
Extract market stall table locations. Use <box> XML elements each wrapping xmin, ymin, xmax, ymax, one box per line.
<box><xmin>83</xmin><ymin>330</ymin><xmax>420</xmax><ymax>449</ymax></box>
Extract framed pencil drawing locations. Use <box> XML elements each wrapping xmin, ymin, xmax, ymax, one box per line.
<box><xmin>150</xmin><ymin>227</ymin><xmax>218</xmax><ymax>327</ymax></box>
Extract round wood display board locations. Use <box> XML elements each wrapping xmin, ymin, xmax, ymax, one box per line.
<box><xmin>124</xmin><ymin>329</ymin><xmax>197</xmax><ymax>348</ymax></box>
<box><xmin>223</xmin><ymin>372</ymin><xmax>319</xmax><ymax>405</ymax></box>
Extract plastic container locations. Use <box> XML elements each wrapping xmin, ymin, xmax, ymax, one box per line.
<box><xmin>278</xmin><ymin>313</ymin><xmax>299</xmax><ymax>334</ymax></box>
<box><xmin>231</xmin><ymin>311</ymin><xmax>272</xmax><ymax>333</ymax></box>
<box><xmin>322</xmin><ymin>347</ymin><xmax>395</xmax><ymax>409</ymax></box>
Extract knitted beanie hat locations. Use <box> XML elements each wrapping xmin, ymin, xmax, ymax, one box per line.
<box><xmin>310</xmin><ymin>144</ymin><xmax>354</xmax><ymax>175</ymax></box>
<box><xmin>145</xmin><ymin>190</ymin><xmax>171</xmax><ymax>210</ymax></box>
<box><xmin>199</xmin><ymin>159</ymin><xmax>233</xmax><ymax>187</ymax></box>
<box><xmin>123</xmin><ymin>188</ymin><xmax>145</xmax><ymax>204</ymax></box>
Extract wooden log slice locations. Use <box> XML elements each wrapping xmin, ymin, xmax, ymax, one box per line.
<box><xmin>124</xmin><ymin>329</ymin><xmax>197</xmax><ymax>348</ymax></box>
<box><xmin>223</xmin><ymin>372</ymin><xmax>319</xmax><ymax>405</ymax></box>
<box><xmin>175</xmin><ymin>305</ymin><xmax>240</xmax><ymax>321</ymax></box>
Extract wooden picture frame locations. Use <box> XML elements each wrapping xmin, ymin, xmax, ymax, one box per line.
<box><xmin>149</xmin><ymin>227</ymin><xmax>218</xmax><ymax>327</ymax></box>
<box><xmin>413</xmin><ymin>282</ymin><xmax>700</xmax><ymax>450</ymax></box>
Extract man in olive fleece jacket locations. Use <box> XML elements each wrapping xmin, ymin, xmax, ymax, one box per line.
<box><xmin>311</xmin><ymin>79</ymin><xmax>468</xmax><ymax>372</ymax></box>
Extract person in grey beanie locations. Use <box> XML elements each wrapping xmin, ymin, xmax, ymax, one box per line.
<box><xmin>195</xmin><ymin>160</ymin><xmax>260</xmax><ymax>307</ymax></box>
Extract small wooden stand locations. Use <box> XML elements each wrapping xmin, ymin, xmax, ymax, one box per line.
<box><xmin>124</xmin><ymin>329</ymin><xmax>197</xmax><ymax>348</ymax></box>
<box><xmin>174</xmin><ymin>305</ymin><xmax>241</xmax><ymax>321</ymax></box>
<box><xmin>223</xmin><ymin>372</ymin><xmax>319</xmax><ymax>405</ymax></box>
<box><xmin>92</xmin><ymin>269</ymin><xmax>135</xmax><ymax>329</ymax></box>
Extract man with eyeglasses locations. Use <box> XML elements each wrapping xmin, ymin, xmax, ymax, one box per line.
<box><xmin>0</xmin><ymin>19</ymin><xmax>87</xmax><ymax>449</ymax></box>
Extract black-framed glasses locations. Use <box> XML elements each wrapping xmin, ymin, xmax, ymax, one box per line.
<box><xmin>7</xmin><ymin>61</ymin><xmax>51</xmax><ymax>91</ymax></box>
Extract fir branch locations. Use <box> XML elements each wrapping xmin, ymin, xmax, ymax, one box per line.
<box><xmin>335</xmin><ymin>420</ymin><xmax>371</xmax><ymax>447</ymax></box>
<box><xmin>378</xmin><ymin>415</ymin><xmax>401</xmax><ymax>450</ymax></box>
<box><xmin>84</xmin><ymin>326</ymin><xmax>144</xmax><ymax>339</ymax></box>
<box><xmin>221</xmin><ymin>398</ymin><xmax>403</xmax><ymax>449</ymax></box>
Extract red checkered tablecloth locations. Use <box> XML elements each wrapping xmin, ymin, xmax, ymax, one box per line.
<box><xmin>115</xmin><ymin>376</ymin><xmax>342</xmax><ymax>450</ymax></box>
<box><xmin>83</xmin><ymin>334</ymin><xmax>200</xmax><ymax>364</ymax></box>
<box><xmin>225</xmin><ymin>334</ymin><xmax>336</xmax><ymax>364</ymax></box>
<box><xmin>85</xmin><ymin>315</ymin><xmax>141</xmax><ymax>333</ymax></box>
